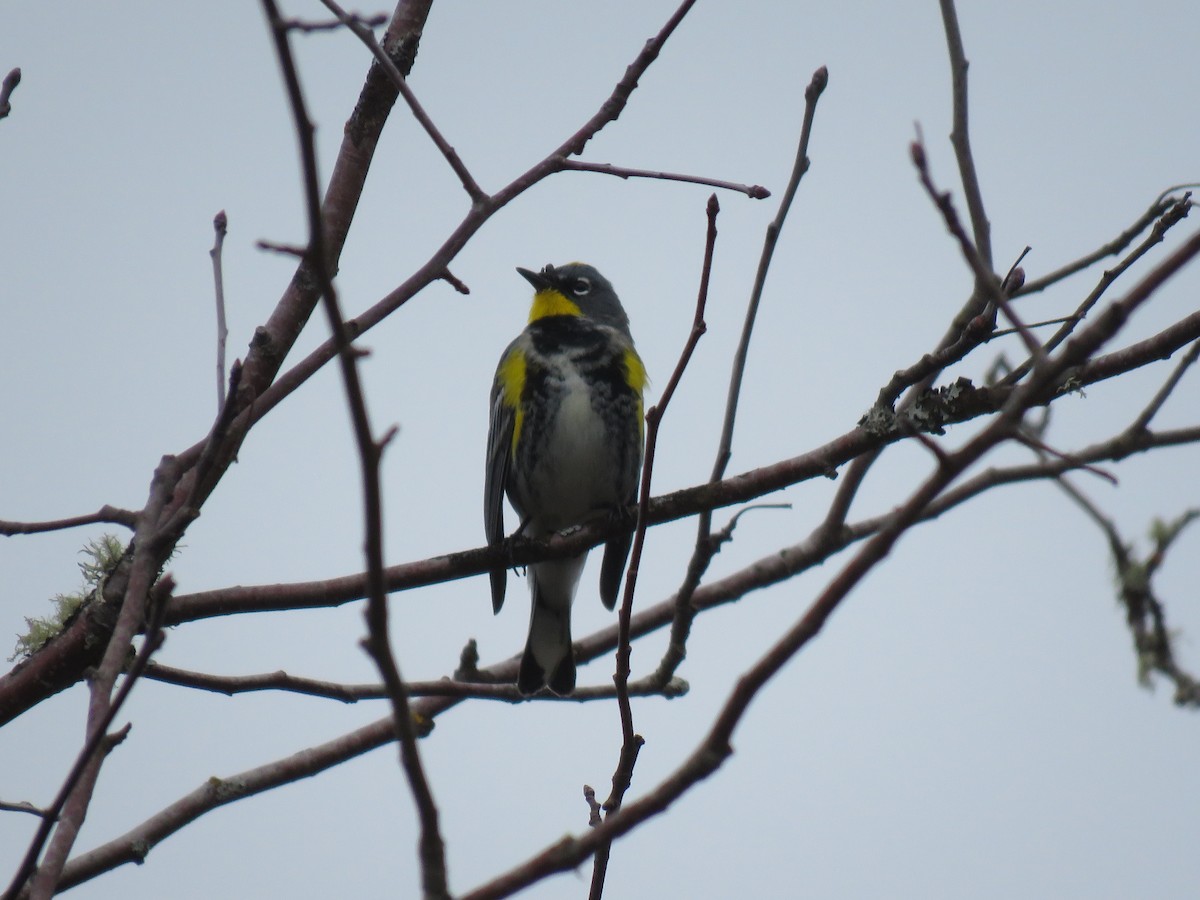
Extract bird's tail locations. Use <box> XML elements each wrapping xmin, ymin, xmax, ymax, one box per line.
<box><xmin>518</xmin><ymin>555</ymin><xmax>585</xmax><ymax>695</ymax></box>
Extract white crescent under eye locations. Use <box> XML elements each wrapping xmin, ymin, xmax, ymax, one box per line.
<box><xmin>572</xmin><ymin>278</ymin><xmax>591</xmax><ymax>296</ymax></box>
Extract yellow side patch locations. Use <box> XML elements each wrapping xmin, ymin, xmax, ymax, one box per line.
<box><xmin>528</xmin><ymin>289</ymin><xmax>582</xmax><ymax>323</ymax></box>
<box><xmin>623</xmin><ymin>348</ymin><xmax>648</xmax><ymax>394</ymax></box>
<box><xmin>623</xmin><ymin>348</ymin><xmax>648</xmax><ymax>441</ymax></box>
<box><xmin>498</xmin><ymin>350</ymin><xmax>527</xmax><ymax>453</ymax></box>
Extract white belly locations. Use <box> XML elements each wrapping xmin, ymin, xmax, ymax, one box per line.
<box><xmin>531</xmin><ymin>369</ymin><xmax>619</xmax><ymax>530</ymax></box>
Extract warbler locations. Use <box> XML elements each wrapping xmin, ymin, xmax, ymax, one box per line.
<box><xmin>485</xmin><ymin>262</ymin><xmax>646</xmax><ymax>695</ymax></box>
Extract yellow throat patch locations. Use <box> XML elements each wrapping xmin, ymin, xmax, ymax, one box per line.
<box><xmin>528</xmin><ymin>289</ymin><xmax>581</xmax><ymax>323</ymax></box>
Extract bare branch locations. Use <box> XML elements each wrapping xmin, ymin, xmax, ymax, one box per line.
<box><xmin>0</xmin><ymin>67</ymin><xmax>20</xmax><ymax>120</ymax></box>
<box><xmin>662</xmin><ymin>65</ymin><xmax>829</xmax><ymax>685</ymax></box>
<box><xmin>17</xmin><ymin>458</ymin><xmax>189</xmax><ymax>900</ymax></box>
<box><xmin>222</xmin><ymin>0</ymin><xmax>706</xmax><ymax>444</ymax></box>
<box><xmin>583</xmin><ymin>786</ymin><xmax>603</xmax><ymax>828</ymax></box>
<box><xmin>0</xmin><ymin>506</ymin><xmax>138</xmax><ymax>536</ymax></box>
<box><xmin>462</xmin><ymin>209</ymin><xmax>1200</xmax><ymax>900</ymax></box>
<box><xmin>0</xmin><ymin>801</ymin><xmax>48</xmax><ymax>818</ymax></box>
<box><xmin>52</xmin><ymin>715</ymin><xmax>406</xmax><ymax>892</ymax></box>
<box><xmin>258</xmin><ymin>1</ymin><xmax>448</xmax><ymax>895</ymax></box>
<box><xmin>254</xmin><ymin>238</ymin><xmax>307</xmax><ymax>257</ymax></box>
<box><xmin>590</xmin><ymin>195</ymin><xmax>719</xmax><ymax>898</ymax></box>
<box><xmin>559</xmin><ymin>159</ymin><xmax>769</xmax><ymax>199</ymax></box>
<box><xmin>283</xmin><ymin>12</ymin><xmax>388</xmax><ymax>33</ymax></box>
<box><xmin>1056</xmin><ymin>482</ymin><xmax>1200</xmax><ymax>705</ymax></box>
<box><xmin>316</xmin><ymin>0</ymin><xmax>485</xmax><ymax>202</ymax></box>
<box><xmin>47</xmin><ymin>662</ymin><xmax>685</xmax><ymax>894</ymax></box>
<box><xmin>1018</xmin><ymin>193</ymin><xmax>1182</xmax><ymax>296</ymax></box>
<box><xmin>910</xmin><ymin>136</ymin><xmax>1001</xmax><ymax>308</ymax></box>
<box><xmin>990</xmin><ymin>314</ymin><xmax>1078</xmax><ymax>339</ymax></box>
<box><xmin>1126</xmin><ymin>338</ymin><xmax>1200</xmax><ymax>434</ymax></box>
<box><xmin>710</xmin><ymin>65</ymin><xmax>828</xmax><ymax>483</ymax></box>
<box><xmin>155</xmin><ymin>299</ymin><xmax>1200</xmax><ymax>636</ymax></box>
<box><xmin>7</xmin><ymin>577</ymin><xmax>173</xmax><ymax>900</ymax></box>
<box><xmin>1013</xmin><ymin>431</ymin><xmax>1116</xmax><ymax>485</ymax></box>
<box><xmin>896</xmin><ymin>1</ymin><xmax>1002</xmax><ymax>400</ymax></box>
<box><xmin>438</xmin><ymin>269</ymin><xmax>470</xmax><ymax>294</ymax></box>
<box><xmin>937</xmin><ymin>0</ymin><xmax>991</xmax><ymax>269</ymax></box>
<box><xmin>42</xmin><ymin>405</ymin><xmax>1200</xmax><ymax>895</ymax></box>
<box><xmin>210</xmin><ymin>210</ymin><xmax>229</xmax><ymax>412</ymax></box>
<box><xmin>141</xmin><ymin>662</ymin><xmax>687</xmax><ymax>704</ymax></box>
<box><xmin>1002</xmin><ymin>193</ymin><xmax>1192</xmax><ymax>386</ymax></box>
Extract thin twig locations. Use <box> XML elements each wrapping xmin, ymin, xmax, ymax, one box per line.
<box><xmin>1013</xmin><ymin>431</ymin><xmax>1116</xmax><ymax>485</ymax></box>
<box><xmin>938</xmin><ymin>0</ymin><xmax>991</xmax><ymax>269</ymax></box>
<box><xmin>0</xmin><ymin>801</ymin><xmax>48</xmax><ymax>818</ymax></box>
<box><xmin>316</xmin><ymin>0</ymin><xmax>485</xmax><ymax>202</ymax></box>
<box><xmin>896</xmin><ymin>0</ymin><xmax>998</xmax><ymax>404</ymax></box>
<box><xmin>19</xmin><ymin>458</ymin><xmax>189</xmax><ymax>900</ymax></box>
<box><xmin>1054</xmin><ymin>479</ymin><xmax>1200</xmax><ymax>704</ymax></box>
<box><xmin>194</xmin><ymin>0</ymin><xmax>703</xmax><ymax>448</ymax></box>
<box><xmin>0</xmin><ymin>0</ymin><xmax>442</xmax><ymax>834</ymax></box>
<box><xmin>990</xmin><ymin>315</ymin><xmax>1078</xmax><ymax>338</ymax></box>
<box><xmin>141</xmin><ymin>661</ymin><xmax>687</xmax><ymax>703</ymax></box>
<box><xmin>910</xmin><ymin>136</ymin><xmax>1001</xmax><ymax>308</ymax></box>
<box><xmin>0</xmin><ymin>67</ymin><xmax>20</xmax><ymax>120</ymax></box>
<box><xmin>559</xmin><ymin>159</ymin><xmax>769</xmax><ymax>199</ymax></box>
<box><xmin>223</xmin><ymin>0</ymin><xmax>704</xmax><ymax>441</ymax></box>
<box><xmin>1126</xmin><ymin>337</ymin><xmax>1200</xmax><ymax>434</ymax></box>
<box><xmin>1001</xmin><ymin>193</ymin><xmax>1193</xmax><ymax>386</ymax></box>
<box><xmin>711</xmin><ymin>66</ymin><xmax>827</xmax><ymax>483</ymax></box>
<box><xmin>1017</xmin><ymin>194</ymin><xmax>1179</xmax><ymax>296</ymax></box>
<box><xmin>158</xmin><ymin>301</ymin><xmax>1200</xmax><ymax>634</ymax></box>
<box><xmin>0</xmin><ymin>506</ymin><xmax>138</xmax><ymax>536</ymax></box>
<box><xmin>439</xmin><ymin>269</ymin><xmax>470</xmax><ymax>294</ymax></box>
<box><xmin>283</xmin><ymin>12</ymin><xmax>388</xmax><ymax>32</ymax></box>
<box><xmin>6</xmin><ymin>577</ymin><xmax>173</xmax><ymax>900</ymax></box>
<box><xmin>210</xmin><ymin>210</ymin><xmax>229</xmax><ymax>411</ymax></box>
<box><xmin>583</xmin><ymin>786</ymin><xmax>603</xmax><ymax>827</ymax></box>
<box><xmin>652</xmin><ymin>67</ymin><xmax>828</xmax><ymax>686</ymax></box>
<box><xmin>873</xmin><ymin>317</ymin><xmax>993</xmax><ymax>410</ymax></box>
<box><xmin>849</xmin><ymin>145</ymin><xmax>1014</xmax><ymax>545</ymax></box>
<box><xmin>460</xmin><ymin>201</ymin><xmax>1200</xmax><ymax>900</ymax></box>
<box><xmin>42</xmin><ymin>412</ymin><xmax>1200</xmax><ymax>895</ymax></box>
<box><xmin>589</xmin><ymin>195</ymin><xmax>718</xmax><ymax>900</ymax></box>
<box><xmin>255</xmin><ymin>238</ymin><xmax>307</xmax><ymax>257</ymax></box>
<box><xmin>258</xmin><ymin>2</ymin><xmax>448</xmax><ymax>897</ymax></box>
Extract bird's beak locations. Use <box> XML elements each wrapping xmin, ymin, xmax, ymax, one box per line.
<box><xmin>516</xmin><ymin>265</ymin><xmax>554</xmax><ymax>291</ymax></box>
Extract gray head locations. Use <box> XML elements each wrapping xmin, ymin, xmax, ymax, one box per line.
<box><xmin>517</xmin><ymin>262</ymin><xmax>631</xmax><ymax>336</ymax></box>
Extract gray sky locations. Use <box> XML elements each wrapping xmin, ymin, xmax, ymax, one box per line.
<box><xmin>3</xmin><ymin>1</ymin><xmax>1200</xmax><ymax>897</ymax></box>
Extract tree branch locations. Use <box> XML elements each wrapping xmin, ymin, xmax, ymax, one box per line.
<box><xmin>558</xmin><ymin>159</ymin><xmax>769</xmax><ymax>199</ymax></box>
<box><xmin>210</xmin><ymin>210</ymin><xmax>229</xmax><ymax>412</ymax></box>
<box><xmin>1001</xmin><ymin>193</ymin><xmax>1192</xmax><ymax>386</ymax></box>
<box><xmin>258</xmin><ymin>1</ymin><xmax>447</xmax><ymax>895</ymax></box>
<box><xmin>1017</xmin><ymin>194</ymin><xmax>1177</xmax><ymax>295</ymax></box>
<box><xmin>6</xmin><ymin>577</ymin><xmax>173</xmax><ymax>900</ymax></box>
<box><xmin>938</xmin><ymin>0</ymin><xmax>991</xmax><ymax>270</ymax></box>
<box><xmin>316</xmin><ymin>0</ymin><xmax>486</xmax><ymax>202</ymax></box>
<box><xmin>459</xmin><ymin>192</ymin><xmax>1200</xmax><ymax>900</ymax></box>
<box><xmin>589</xmin><ymin>194</ymin><xmax>718</xmax><ymax>899</ymax></box>
<box><xmin>40</xmin><ymin>408</ymin><xmax>1200</xmax><ymax>894</ymax></box>
<box><xmin>141</xmin><ymin>661</ymin><xmax>686</xmax><ymax>704</ymax></box>
<box><xmin>0</xmin><ymin>506</ymin><xmax>138</xmax><ymax>536</ymax></box>
<box><xmin>143</xmin><ymin>301</ymin><xmax>1200</xmax><ymax>639</ymax></box>
<box><xmin>0</xmin><ymin>67</ymin><xmax>20</xmax><ymax>120</ymax></box>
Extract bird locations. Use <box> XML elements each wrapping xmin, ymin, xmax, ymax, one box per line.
<box><xmin>485</xmin><ymin>262</ymin><xmax>646</xmax><ymax>695</ymax></box>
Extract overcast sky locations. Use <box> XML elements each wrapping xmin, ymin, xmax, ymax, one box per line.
<box><xmin>3</xmin><ymin>2</ymin><xmax>1200</xmax><ymax>898</ymax></box>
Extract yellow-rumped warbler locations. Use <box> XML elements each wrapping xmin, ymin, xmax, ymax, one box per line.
<box><xmin>485</xmin><ymin>263</ymin><xmax>646</xmax><ymax>695</ymax></box>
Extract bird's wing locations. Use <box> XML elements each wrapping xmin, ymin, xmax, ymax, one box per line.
<box><xmin>484</xmin><ymin>345</ymin><xmax>521</xmax><ymax>613</ymax></box>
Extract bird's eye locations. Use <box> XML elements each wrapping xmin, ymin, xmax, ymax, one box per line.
<box><xmin>572</xmin><ymin>277</ymin><xmax>592</xmax><ymax>296</ymax></box>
